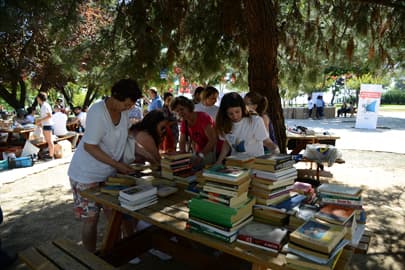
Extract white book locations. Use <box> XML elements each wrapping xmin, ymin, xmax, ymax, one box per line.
<box><xmin>120</xmin><ymin>198</ymin><xmax>158</xmax><ymax>211</ymax></box>
<box><xmin>119</xmin><ymin>184</ymin><xmax>157</xmax><ymax>202</ymax></box>
<box><xmin>119</xmin><ymin>194</ymin><xmax>158</xmax><ymax>206</ymax></box>
<box><xmin>253</xmin><ymin>167</ymin><xmax>297</xmax><ymax>181</ymax></box>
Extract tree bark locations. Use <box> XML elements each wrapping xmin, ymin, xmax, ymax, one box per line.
<box><xmin>243</xmin><ymin>0</ymin><xmax>287</xmax><ymax>152</ymax></box>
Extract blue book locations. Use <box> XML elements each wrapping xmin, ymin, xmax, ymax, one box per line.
<box><xmin>273</xmin><ymin>194</ymin><xmax>307</xmax><ymax>212</ymax></box>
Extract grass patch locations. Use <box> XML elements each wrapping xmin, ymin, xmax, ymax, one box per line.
<box><xmin>379</xmin><ymin>105</ymin><xmax>405</xmax><ymax>112</ymax></box>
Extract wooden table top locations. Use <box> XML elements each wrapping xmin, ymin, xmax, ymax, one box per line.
<box><xmin>80</xmin><ymin>188</ymin><xmax>287</xmax><ymax>269</ymax></box>
<box><xmin>286</xmin><ymin>132</ymin><xmax>340</xmax><ymax>140</ymax></box>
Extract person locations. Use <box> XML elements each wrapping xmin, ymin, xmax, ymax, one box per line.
<box><xmin>24</xmin><ymin>107</ymin><xmax>36</xmax><ymax>124</ymax></box>
<box><xmin>307</xmin><ymin>96</ymin><xmax>314</xmax><ymax>118</ymax></box>
<box><xmin>128</xmin><ymin>102</ymin><xmax>143</xmax><ymax>124</ymax></box>
<box><xmin>15</xmin><ymin>108</ymin><xmax>28</xmax><ymax>125</ymax></box>
<box><xmin>337</xmin><ymin>102</ymin><xmax>348</xmax><ymax>117</ymax></box>
<box><xmin>194</xmin><ymin>86</ymin><xmax>219</xmax><ymax>120</ymax></box>
<box><xmin>192</xmin><ymin>86</ymin><xmax>204</xmax><ymax>104</ymax></box>
<box><xmin>146</xmin><ymin>87</ymin><xmax>163</xmax><ymax>112</ymax></box>
<box><xmin>55</xmin><ymin>97</ymin><xmax>66</xmax><ymax>113</ymax></box>
<box><xmin>35</xmin><ymin>92</ymin><xmax>55</xmax><ymax>160</ymax></box>
<box><xmin>67</xmin><ymin>78</ymin><xmax>141</xmax><ymax>252</ymax></box>
<box><xmin>315</xmin><ymin>95</ymin><xmax>325</xmax><ymax>119</ymax></box>
<box><xmin>71</xmin><ymin>106</ymin><xmax>87</xmax><ymax>132</ymax></box>
<box><xmin>244</xmin><ymin>91</ymin><xmax>278</xmax><ymax>146</ymax></box>
<box><xmin>215</xmin><ymin>92</ymin><xmax>279</xmax><ymax>165</ymax></box>
<box><xmin>129</xmin><ymin>110</ymin><xmax>168</xmax><ymax>166</ymax></box>
<box><xmin>170</xmin><ymin>96</ymin><xmax>217</xmax><ymax>169</ymax></box>
<box><xmin>161</xmin><ymin>92</ymin><xmax>179</xmax><ymax>152</ymax></box>
<box><xmin>52</xmin><ymin>105</ymin><xmax>79</xmax><ymax>148</ymax></box>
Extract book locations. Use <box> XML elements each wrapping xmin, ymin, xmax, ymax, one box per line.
<box><xmin>199</xmin><ymin>190</ymin><xmax>249</xmax><ymax>207</ymax></box>
<box><xmin>252</xmin><ymin>167</ymin><xmax>297</xmax><ymax>181</ymax></box>
<box><xmin>254</xmin><ymin>193</ymin><xmax>291</xmax><ymax>206</ymax></box>
<box><xmin>203</xmin><ymin>180</ymin><xmax>250</xmax><ymax>197</ymax></box>
<box><xmin>188</xmin><ymin>196</ymin><xmax>256</xmax><ymax>227</ymax></box>
<box><xmin>203</xmin><ymin>165</ymin><xmax>250</xmax><ymax>182</ymax></box>
<box><xmin>251</xmin><ymin>177</ymin><xmax>295</xmax><ymax>190</ymax></box>
<box><xmin>189</xmin><ymin>215</ymin><xmax>253</xmax><ymax>233</ymax></box>
<box><xmin>315</xmin><ymin>204</ymin><xmax>356</xmax><ymax>225</ymax></box>
<box><xmin>225</xmin><ymin>153</ymin><xmax>255</xmax><ymax>163</ymax></box>
<box><xmin>236</xmin><ymin>239</ymin><xmax>278</xmax><ymax>253</ymax></box>
<box><xmin>120</xmin><ymin>197</ymin><xmax>158</xmax><ymax>211</ymax></box>
<box><xmin>162</xmin><ymin>151</ymin><xmax>193</xmax><ymax>160</ymax></box>
<box><xmin>254</xmin><ymin>153</ymin><xmax>292</xmax><ymax>165</ymax></box>
<box><xmin>187</xmin><ymin>222</ymin><xmax>238</xmax><ymax>243</ymax></box>
<box><xmin>286</xmin><ymin>249</ymin><xmax>343</xmax><ymax>270</ymax></box>
<box><xmin>100</xmin><ymin>185</ymin><xmax>128</xmax><ymax>196</ymax></box>
<box><xmin>119</xmin><ymin>184</ymin><xmax>157</xmax><ymax>202</ymax></box>
<box><xmin>272</xmin><ymin>194</ymin><xmax>307</xmax><ymax>212</ymax></box>
<box><xmin>251</xmin><ymin>159</ymin><xmax>295</xmax><ymax>172</ymax></box>
<box><xmin>161</xmin><ymin>157</ymin><xmax>190</xmax><ymax>166</ymax></box>
<box><xmin>249</xmin><ymin>185</ymin><xmax>292</xmax><ymax>199</ymax></box>
<box><xmin>289</xmin><ymin>219</ymin><xmax>347</xmax><ymax>254</ymax></box>
<box><xmin>317</xmin><ymin>183</ymin><xmax>362</xmax><ymax>198</ymax></box>
<box><xmin>106</xmin><ymin>176</ymin><xmax>136</xmax><ymax>186</ymax></box>
<box><xmin>119</xmin><ymin>194</ymin><xmax>158</xmax><ymax>206</ymax></box>
<box><xmin>237</xmin><ymin>221</ymin><xmax>288</xmax><ymax>251</ymax></box>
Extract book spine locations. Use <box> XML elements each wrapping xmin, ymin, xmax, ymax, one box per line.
<box><xmin>203</xmin><ymin>185</ymin><xmax>238</xmax><ymax>197</ymax></box>
<box><xmin>237</xmin><ymin>235</ymin><xmax>281</xmax><ymax>250</ymax></box>
<box><xmin>187</xmin><ymin>223</ymin><xmax>235</xmax><ymax>242</ymax></box>
<box><xmin>320</xmin><ymin>197</ymin><xmax>363</xmax><ymax>206</ymax></box>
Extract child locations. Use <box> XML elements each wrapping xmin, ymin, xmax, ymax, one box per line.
<box><xmin>215</xmin><ymin>92</ymin><xmax>279</xmax><ymax>165</ymax></box>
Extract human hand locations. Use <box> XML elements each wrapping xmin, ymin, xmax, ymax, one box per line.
<box><xmin>115</xmin><ymin>162</ymin><xmax>137</xmax><ymax>175</ymax></box>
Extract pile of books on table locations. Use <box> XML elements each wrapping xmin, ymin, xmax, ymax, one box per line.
<box><xmin>100</xmin><ymin>176</ymin><xmax>137</xmax><ymax>196</ymax></box>
<box><xmin>225</xmin><ymin>153</ymin><xmax>255</xmax><ymax>168</ymax></box>
<box><xmin>161</xmin><ymin>151</ymin><xmax>193</xmax><ymax>180</ymax></box>
<box><xmin>187</xmin><ymin>165</ymin><xmax>255</xmax><ymax>242</ymax></box>
<box><xmin>317</xmin><ymin>183</ymin><xmax>366</xmax><ymax>248</ymax></box>
<box><xmin>118</xmin><ymin>184</ymin><xmax>158</xmax><ymax>211</ymax></box>
<box><xmin>286</xmin><ymin>218</ymin><xmax>350</xmax><ymax>270</ymax></box>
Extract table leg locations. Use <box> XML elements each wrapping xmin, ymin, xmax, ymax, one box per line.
<box><xmin>101</xmin><ymin>210</ymin><xmax>123</xmax><ymax>256</ymax></box>
<box><xmin>251</xmin><ymin>263</ymin><xmax>268</xmax><ymax>270</ymax></box>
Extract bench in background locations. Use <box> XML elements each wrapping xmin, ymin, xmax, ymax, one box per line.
<box><xmin>19</xmin><ymin>238</ymin><xmax>117</xmax><ymax>270</ymax></box>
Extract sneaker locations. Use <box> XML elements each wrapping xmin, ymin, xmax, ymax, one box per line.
<box><xmin>148</xmin><ymin>249</ymin><xmax>172</xmax><ymax>260</ymax></box>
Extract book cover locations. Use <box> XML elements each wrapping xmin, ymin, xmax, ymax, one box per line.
<box><xmin>119</xmin><ymin>184</ymin><xmax>157</xmax><ymax>202</ymax></box>
<box><xmin>317</xmin><ymin>183</ymin><xmax>362</xmax><ymax>197</ymax></box>
<box><xmin>315</xmin><ymin>204</ymin><xmax>356</xmax><ymax>225</ymax></box>
<box><xmin>254</xmin><ymin>154</ymin><xmax>292</xmax><ymax>165</ymax></box>
<box><xmin>189</xmin><ymin>196</ymin><xmax>255</xmax><ymax>227</ymax></box>
<box><xmin>251</xmin><ymin>159</ymin><xmax>296</xmax><ymax>172</ymax></box>
<box><xmin>203</xmin><ymin>165</ymin><xmax>250</xmax><ymax>182</ymax></box>
<box><xmin>162</xmin><ymin>151</ymin><xmax>193</xmax><ymax>160</ymax></box>
<box><xmin>237</xmin><ymin>221</ymin><xmax>288</xmax><ymax>251</ymax></box>
<box><xmin>289</xmin><ymin>219</ymin><xmax>347</xmax><ymax>254</ymax></box>
<box><xmin>270</xmin><ymin>194</ymin><xmax>307</xmax><ymax>212</ymax></box>
<box><xmin>199</xmin><ymin>190</ymin><xmax>249</xmax><ymax>207</ymax></box>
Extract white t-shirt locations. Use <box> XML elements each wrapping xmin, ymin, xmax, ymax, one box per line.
<box><xmin>68</xmin><ymin>101</ymin><xmax>131</xmax><ymax>183</ymax></box>
<box><xmin>222</xmin><ymin>115</ymin><xmax>268</xmax><ymax>157</ymax></box>
<box><xmin>76</xmin><ymin>111</ymin><xmax>87</xmax><ymax>129</ymax></box>
<box><xmin>40</xmin><ymin>102</ymin><xmax>53</xmax><ymax>126</ymax></box>
<box><xmin>52</xmin><ymin>112</ymin><xmax>68</xmax><ymax>136</ymax></box>
<box><xmin>308</xmin><ymin>99</ymin><xmax>314</xmax><ymax>110</ymax></box>
<box><xmin>194</xmin><ymin>103</ymin><xmax>219</xmax><ymax>121</ymax></box>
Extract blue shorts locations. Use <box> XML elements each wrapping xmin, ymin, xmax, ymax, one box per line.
<box><xmin>43</xmin><ymin>125</ymin><xmax>53</xmax><ymax>131</ymax></box>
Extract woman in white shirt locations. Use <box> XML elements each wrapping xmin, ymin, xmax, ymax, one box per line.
<box><xmin>68</xmin><ymin>79</ymin><xmax>141</xmax><ymax>252</ymax></box>
<box><xmin>215</xmin><ymin>92</ymin><xmax>279</xmax><ymax>165</ymax></box>
<box><xmin>35</xmin><ymin>92</ymin><xmax>54</xmax><ymax>160</ymax></box>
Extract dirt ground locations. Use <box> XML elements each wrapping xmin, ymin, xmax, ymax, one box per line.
<box><xmin>1</xmin><ymin>111</ymin><xmax>405</xmax><ymax>269</ymax></box>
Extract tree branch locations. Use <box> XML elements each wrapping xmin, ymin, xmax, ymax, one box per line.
<box><xmin>351</xmin><ymin>0</ymin><xmax>405</xmax><ymax>10</ymax></box>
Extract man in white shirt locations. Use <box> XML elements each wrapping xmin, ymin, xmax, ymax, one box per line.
<box><xmin>72</xmin><ymin>106</ymin><xmax>87</xmax><ymax>132</ymax></box>
<box><xmin>52</xmin><ymin>105</ymin><xmax>79</xmax><ymax>148</ymax></box>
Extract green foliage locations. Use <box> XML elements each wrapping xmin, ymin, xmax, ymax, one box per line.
<box><xmin>382</xmin><ymin>90</ymin><xmax>405</xmax><ymax>105</ymax></box>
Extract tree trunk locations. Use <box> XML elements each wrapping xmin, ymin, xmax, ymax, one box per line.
<box><xmin>243</xmin><ymin>0</ymin><xmax>287</xmax><ymax>152</ymax></box>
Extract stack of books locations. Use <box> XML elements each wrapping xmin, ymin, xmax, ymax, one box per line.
<box><xmin>100</xmin><ymin>176</ymin><xmax>137</xmax><ymax>196</ymax></box>
<box><xmin>160</xmin><ymin>151</ymin><xmax>193</xmax><ymax>180</ymax></box>
<box><xmin>288</xmin><ymin>203</ymin><xmax>319</xmax><ymax>230</ymax></box>
<box><xmin>187</xmin><ymin>165</ymin><xmax>255</xmax><ymax>242</ymax></box>
<box><xmin>317</xmin><ymin>183</ymin><xmax>366</xmax><ymax>247</ymax></box>
<box><xmin>237</xmin><ymin>221</ymin><xmax>288</xmax><ymax>253</ymax></box>
<box><xmin>249</xmin><ymin>154</ymin><xmax>297</xmax><ymax>211</ymax></box>
<box><xmin>225</xmin><ymin>153</ymin><xmax>255</xmax><ymax>168</ymax></box>
<box><xmin>287</xmin><ymin>218</ymin><xmax>349</xmax><ymax>270</ymax></box>
<box><xmin>118</xmin><ymin>184</ymin><xmax>158</xmax><ymax>211</ymax></box>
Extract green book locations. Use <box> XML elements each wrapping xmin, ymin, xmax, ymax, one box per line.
<box><xmin>189</xmin><ymin>196</ymin><xmax>255</xmax><ymax>227</ymax></box>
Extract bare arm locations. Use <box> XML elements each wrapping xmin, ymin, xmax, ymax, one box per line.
<box><xmin>84</xmin><ymin>143</ymin><xmax>136</xmax><ymax>174</ymax></box>
<box><xmin>201</xmin><ymin>124</ymin><xmax>217</xmax><ymax>155</ymax></box>
<box><xmin>134</xmin><ymin>132</ymin><xmax>161</xmax><ymax>165</ymax></box>
<box><xmin>179</xmin><ymin>133</ymin><xmax>187</xmax><ymax>152</ymax></box>
<box><xmin>263</xmin><ymin>138</ymin><xmax>280</xmax><ymax>155</ymax></box>
<box><xmin>215</xmin><ymin>140</ymin><xmax>230</xmax><ymax>165</ymax></box>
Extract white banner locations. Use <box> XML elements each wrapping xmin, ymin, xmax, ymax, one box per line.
<box><xmin>355</xmin><ymin>84</ymin><xmax>383</xmax><ymax>129</ymax></box>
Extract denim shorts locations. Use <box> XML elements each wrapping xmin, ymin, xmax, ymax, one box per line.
<box><xmin>43</xmin><ymin>125</ymin><xmax>53</xmax><ymax>131</ymax></box>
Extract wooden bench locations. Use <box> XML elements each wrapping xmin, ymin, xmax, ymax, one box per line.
<box><xmin>19</xmin><ymin>238</ymin><xmax>117</xmax><ymax>270</ymax></box>
<box><xmin>32</xmin><ymin>134</ymin><xmax>76</xmax><ymax>149</ymax></box>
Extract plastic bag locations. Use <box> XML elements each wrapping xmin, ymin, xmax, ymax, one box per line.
<box><xmin>21</xmin><ymin>140</ymin><xmax>40</xmax><ymax>157</ymax></box>
<box><xmin>33</xmin><ymin>126</ymin><xmax>44</xmax><ymax>141</ymax></box>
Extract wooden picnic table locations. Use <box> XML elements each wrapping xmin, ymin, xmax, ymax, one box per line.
<box><xmin>80</xmin><ymin>187</ymin><xmax>353</xmax><ymax>269</ymax></box>
<box><xmin>80</xmin><ymin>187</ymin><xmax>287</xmax><ymax>269</ymax></box>
<box><xmin>286</xmin><ymin>132</ymin><xmax>340</xmax><ymax>155</ymax></box>
<box><xmin>0</xmin><ymin>127</ymin><xmax>35</xmax><ymax>144</ymax></box>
